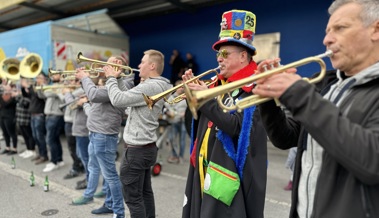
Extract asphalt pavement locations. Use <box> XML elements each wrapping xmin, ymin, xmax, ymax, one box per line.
<box><xmin>0</xmin><ymin>133</ymin><xmax>291</xmax><ymax>218</ymax></box>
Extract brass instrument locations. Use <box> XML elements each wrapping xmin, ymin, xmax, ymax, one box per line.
<box><xmin>34</xmin><ymin>84</ymin><xmax>81</xmax><ymax>91</ymax></box>
<box><xmin>143</xmin><ymin>66</ymin><xmax>220</xmax><ymax>109</ymax></box>
<box><xmin>184</xmin><ymin>50</ymin><xmax>333</xmax><ymax>119</ymax></box>
<box><xmin>76</xmin><ymin>52</ymin><xmax>139</xmax><ymax>77</ymax></box>
<box><xmin>0</xmin><ymin>53</ymin><xmax>42</xmax><ymax>82</ymax></box>
<box><xmin>20</xmin><ymin>53</ymin><xmax>43</xmax><ymax>78</ymax></box>
<box><xmin>59</xmin><ymin>94</ymin><xmax>86</xmax><ymax>110</ymax></box>
<box><xmin>48</xmin><ymin>68</ymin><xmax>104</xmax><ymax>81</ymax></box>
<box><xmin>164</xmin><ymin>80</ymin><xmax>217</xmax><ymax>105</ymax></box>
<box><xmin>0</xmin><ymin>57</ymin><xmax>21</xmax><ymax>81</ymax></box>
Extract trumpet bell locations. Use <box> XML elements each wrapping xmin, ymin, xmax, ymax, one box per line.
<box><xmin>20</xmin><ymin>53</ymin><xmax>43</xmax><ymax>78</ymax></box>
<box><xmin>0</xmin><ymin>57</ymin><xmax>21</xmax><ymax>81</ymax></box>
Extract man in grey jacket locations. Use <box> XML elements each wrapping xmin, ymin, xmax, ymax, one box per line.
<box><xmin>105</xmin><ymin>49</ymin><xmax>172</xmax><ymax>218</ymax></box>
<box><xmin>42</xmin><ymin>74</ymin><xmax>65</xmax><ymax>173</ymax></box>
<box><xmin>253</xmin><ymin>0</ymin><xmax>379</xmax><ymax>217</ymax></box>
<box><xmin>71</xmin><ymin>56</ymin><xmax>128</xmax><ymax>218</ymax></box>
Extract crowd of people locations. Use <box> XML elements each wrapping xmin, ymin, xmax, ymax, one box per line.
<box><xmin>1</xmin><ymin>0</ymin><xmax>379</xmax><ymax>217</ymax></box>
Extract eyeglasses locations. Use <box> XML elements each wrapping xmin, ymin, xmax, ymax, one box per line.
<box><xmin>216</xmin><ymin>49</ymin><xmax>243</xmax><ymax>59</ymax></box>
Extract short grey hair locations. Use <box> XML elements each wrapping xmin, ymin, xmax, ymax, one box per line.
<box><xmin>328</xmin><ymin>0</ymin><xmax>379</xmax><ymax>26</ymax></box>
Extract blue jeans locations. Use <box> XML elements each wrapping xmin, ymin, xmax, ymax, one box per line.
<box><xmin>76</xmin><ymin>136</ymin><xmax>90</xmax><ymax>180</ymax></box>
<box><xmin>45</xmin><ymin>115</ymin><xmax>64</xmax><ymax>164</ymax></box>
<box><xmin>168</xmin><ymin>121</ymin><xmax>187</xmax><ymax>158</ymax></box>
<box><xmin>77</xmin><ymin>135</ymin><xmax>108</xmax><ymax>192</ymax></box>
<box><xmin>31</xmin><ymin>114</ymin><xmax>48</xmax><ymax>158</ymax></box>
<box><xmin>84</xmin><ymin>132</ymin><xmax>124</xmax><ymax>216</ymax></box>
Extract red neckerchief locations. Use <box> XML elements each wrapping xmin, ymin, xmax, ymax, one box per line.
<box><xmin>209</xmin><ymin>61</ymin><xmax>257</xmax><ymax>93</ymax></box>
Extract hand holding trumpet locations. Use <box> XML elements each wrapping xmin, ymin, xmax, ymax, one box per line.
<box><xmin>253</xmin><ymin>58</ymin><xmax>298</xmax><ymax>98</ymax></box>
<box><xmin>103</xmin><ymin>56</ymin><xmax>124</xmax><ymax>78</ymax></box>
<box><xmin>182</xmin><ymin>69</ymin><xmax>208</xmax><ymax>91</ymax></box>
<box><xmin>75</xmin><ymin>67</ymin><xmax>90</xmax><ymax>80</ymax></box>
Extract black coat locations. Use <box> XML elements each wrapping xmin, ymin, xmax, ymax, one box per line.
<box><xmin>182</xmin><ymin>89</ymin><xmax>267</xmax><ymax>218</ymax></box>
<box><xmin>260</xmin><ymin>70</ymin><xmax>379</xmax><ymax>218</ymax></box>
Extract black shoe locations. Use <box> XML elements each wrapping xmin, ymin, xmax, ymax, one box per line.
<box><xmin>75</xmin><ymin>180</ymin><xmax>87</xmax><ymax>190</ymax></box>
<box><xmin>1</xmin><ymin>149</ymin><xmax>10</xmax><ymax>155</ymax></box>
<box><xmin>64</xmin><ymin>170</ymin><xmax>80</xmax><ymax>179</ymax></box>
<box><xmin>7</xmin><ymin>150</ymin><xmax>18</xmax><ymax>155</ymax></box>
<box><xmin>91</xmin><ymin>204</ymin><xmax>113</xmax><ymax>214</ymax></box>
<box><xmin>76</xmin><ymin>178</ymin><xmax>86</xmax><ymax>185</ymax></box>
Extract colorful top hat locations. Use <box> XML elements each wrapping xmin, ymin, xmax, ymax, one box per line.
<box><xmin>212</xmin><ymin>10</ymin><xmax>257</xmax><ymax>55</ymax></box>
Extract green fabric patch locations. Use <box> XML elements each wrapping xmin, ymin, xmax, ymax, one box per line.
<box><xmin>203</xmin><ymin>161</ymin><xmax>240</xmax><ymax>206</ymax></box>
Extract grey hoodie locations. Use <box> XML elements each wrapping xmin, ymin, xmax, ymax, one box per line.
<box><xmin>43</xmin><ymin>89</ymin><xmax>65</xmax><ymax>116</ymax></box>
<box><xmin>106</xmin><ymin>76</ymin><xmax>172</xmax><ymax>146</ymax></box>
<box><xmin>81</xmin><ymin>77</ymin><xmax>125</xmax><ymax>135</ymax></box>
<box><xmin>65</xmin><ymin>88</ymin><xmax>89</xmax><ymax>137</ymax></box>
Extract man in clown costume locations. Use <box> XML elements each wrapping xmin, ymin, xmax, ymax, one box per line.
<box><xmin>182</xmin><ymin>9</ymin><xmax>267</xmax><ymax>218</ymax></box>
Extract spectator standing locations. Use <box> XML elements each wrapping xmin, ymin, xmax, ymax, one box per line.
<box><xmin>169</xmin><ymin>49</ymin><xmax>185</xmax><ymax>85</ymax></box>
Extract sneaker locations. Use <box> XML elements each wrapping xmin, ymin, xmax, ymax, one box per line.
<box><xmin>64</xmin><ymin>170</ymin><xmax>80</xmax><ymax>179</ymax></box>
<box><xmin>35</xmin><ymin>157</ymin><xmax>49</xmax><ymax>165</ymax></box>
<box><xmin>94</xmin><ymin>191</ymin><xmax>106</xmax><ymax>198</ymax></box>
<box><xmin>167</xmin><ymin>156</ymin><xmax>179</xmax><ymax>164</ymax></box>
<box><xmin>23</xmin><ymin>151</ymin><xmax>36</xmax><ymax>159</ymax></box>
<box><xmin>284</xmin><ymin>180</ymin><xmax>293</xmax><ymax>191</ymax></box>
<box><xmin>43</xmin><ymin>163</ymin><xmax>59</xmax><ymax>172</ymax></box>
<box><xmin>19</xmin><ymin>150</ymin><xmax>29</xmax><ymax>158</ymax></box>
<box><xmin>75</xmin><ymin>180</ymin><xmax>87</xmax><ymax>190</ymax></box>
<box><xmin>57</xmin><ymin>161</ymin><xmax>65</xmax><ymax>167</ymax></box>
<box><xmin>91</xmin><ymin>204</ymin><xmax>113</xmax><ymax>214</ymax></box>
<box><xmin>72</xmin><ymin>196</ymin><xmax>93</xmax><ymax>205</ymax></box>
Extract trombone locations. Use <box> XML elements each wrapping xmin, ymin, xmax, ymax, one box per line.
<box><xmin>143</xmin><ymin>66</ymin><xmax>220</xmax><ymax>109</ymax></box>
<box><xmin>184</xmin><ymin>50</ymin><xmax>333</xmax><ymax>119</ymax></box>
<box><xmin>76</xmin><ymin>52</ymin><xmax>139</xmax><ymax>77</ymax></box>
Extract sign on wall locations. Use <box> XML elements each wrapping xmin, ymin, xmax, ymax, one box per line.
<box><xmin>253</xmin><ymin>32</ymin><xmax>280</xmax><ymax>63</ymax></box>
<box><xmin>53</xmin><ymin>41</ymin><xmax>129</xmax><ymax>70</ymax></box>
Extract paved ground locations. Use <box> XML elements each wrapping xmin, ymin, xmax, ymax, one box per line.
<box><xmin>0</xmin><ymin>133</ymin><xmax>292</xmax><ymax>218</ymax></box>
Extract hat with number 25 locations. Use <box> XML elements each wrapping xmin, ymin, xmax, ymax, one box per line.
<box><xmin>212</xmin><ymin>9</ymin><xmax>257</xmax><ymax>56</ymax></box>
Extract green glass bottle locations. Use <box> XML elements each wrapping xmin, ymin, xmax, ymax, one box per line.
<box><xmin>29</xmin><ymin>171</ymin><xmax>35</xmax><ymax>187</ymax></box>
<box><xmin>43</xmin><ymin>176</ymin><xmax>49</xmax><ymax>192</ymax></box>
<box><xmin>11</xmin><ymin>157</ymin><xmax>16</xmax><ymax>169</ymax></box>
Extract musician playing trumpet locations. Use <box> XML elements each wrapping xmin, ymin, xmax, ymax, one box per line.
<box><xmin>40</xmin><ymin>72</ymin><xmax>65</xmax><ymax>172</ymax></box>
<box><xmin>104</xmin><ymin>49</ymin><xmax>172</xmax><ymax>217</ymax></box>
<box><xmin>181</xmin><ymin>10</ymin><xmax>267</xmax><ymax>218</ymax></box>
<box><xmin>71</xmin><ymin>55</ymin><xmax>128</xmax><ymax>218</ymax></box>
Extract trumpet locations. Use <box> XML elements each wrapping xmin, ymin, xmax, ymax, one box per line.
<box><xmin>59</xmin><ymin>94</ymin><xmax>86</xmax><ymax>110</ymax></box>
<box><xmin>184</xmin><ymin>50</ymin><xmax>333</xmax><ymax>119</ymax></box>
<box><xmin>48</xmin><ymin>68</ymin><xmax>104</xmax><ymax>80</ymax></box>
<box><xmin>164</xmin><ymin>79</ymin><xmax>217</xmax><ymax>105</ymax></box>
<box><xmin>34</xmin><ymin>84</ymin><xmax>81</xmax><ymax>91</ymax></box>
<box><xmin>76</xmin><ymin>52</ymin><xmax>139</xmax><ymax>77</ymax></box>
<box><xmin>143</xmin><ymin>66</ymin><xmax>220</xmax><ymax>109</ymax></box>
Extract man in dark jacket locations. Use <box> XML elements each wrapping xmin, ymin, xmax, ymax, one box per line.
<box><xmin>182</xmin><ymin>10</ymin><xmax>267</xmax><ymax>218</ymax></box>
<box><xmin>253</xmin><ymin>0</ymin><xmax>379</xmax><ymax>217</ymax></box>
